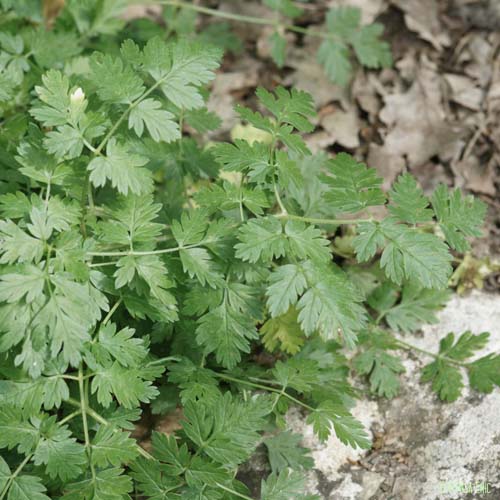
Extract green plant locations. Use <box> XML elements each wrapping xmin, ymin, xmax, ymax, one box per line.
<box><xmin>158</xmin><ymin>0</ymin><xmax>392</xmax><ymax>86</ymax></box>
<box><xmin>0</xmin><ymin>1</ymin><xmax>497</xmax><ymax>499</ymax></box>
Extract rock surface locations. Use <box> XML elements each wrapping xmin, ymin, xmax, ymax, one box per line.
<box><xmin>292</xmin><ymin>291</ymin><xmax>500</xmax><ymax>499</ymax></box>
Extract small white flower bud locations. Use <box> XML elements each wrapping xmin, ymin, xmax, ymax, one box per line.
<box><xmin>70</xmin><ymin>87</ymin><xmax>85</xmax><ymax>103</ymax></box>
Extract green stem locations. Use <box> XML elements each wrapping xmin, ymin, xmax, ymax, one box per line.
<box><xmin>395</xmin><ymin>339</ymin><xmax>468</xmax><ymax>367</ymax></box>
<box><xmin>274</xmin><ymin>182</ymin><xmax>287</xmax><ymax>215</ymax></box>
<box><xmin>0</xmin><ymin>453</ymin><xmax>33</xmax><ymax>500</ymax></box>
<box><xmin>87</xmin><ymin>239</ymin><xmax>218</xmax><ymax>258</ymax></box>
<box><xmin>101</xmin><ymin>297</ymin><xmax>123</xmax><ymax>326</ymax></box>
<box><xmin>79</xmin><ymin>171</ymin><xmax>91</xmax><ymax>237</ymax></box>
<box><xmin>147</xmin><ymin>356</ymin><xmax>181</xmax><ymax>367</ymax></box>
<box><xmin>277</xmin><ymin>213</ymin><xmax>372</xmax><ymax>226</ymax></box>
<box><xmin>215</xmin><ymin>483</ymin><xmax>254</xmax><ymax>500</ymax></box>
<box><xmin>59</xmin><ymin>409</ymin><xmax>82</xmax><ymax>426</ymax></box>
<box><xmin>67</xmin><ymin>398</ymin><xmax>154</xmax><ymax>460</ymax></box>
<box><xmin>78</xmin><ymin>366</ymin><xmax>96</xmax><ymax>483</ymax></box>
<box><xmin>159</xmin><ymin>0</ymin><xmax>337</xmax><ymax>41</ymax></box>
<box><xmin>214</xmin><ymin>373</ymin><xmax>315</xmax><ymax>412</ymax></box>
<box><xmin>88</xmin><ymin>261</ymin><xmax>119</xmax><ymax>268</ymax></box>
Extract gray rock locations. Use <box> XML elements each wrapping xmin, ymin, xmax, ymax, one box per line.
<box><xmin>293</xmin><ymin>291</ymin><xmax>500</xmax><ymax>499</ymax></box>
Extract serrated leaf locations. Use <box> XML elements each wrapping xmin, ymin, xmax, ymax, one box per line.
<box><xmin>212</xmin><ymin>139</ymin><xmax>271</xmax><ymax>181</ymax></box>
<box><xmin>383</xmin><ymin>283</ymin><xmax>451</xmax><ymax>333</ymax></box>
<box><xmin>91</xmin><ymin>322</ymin><xmax>147</xmax><ymax>368</ymax></box>
<box><xmin>350</xmin><ymin>24</ymin><xmax>392</xmax><ymax>68</ymax></box>
<box><xmin>264</xmin><ymin>431</ymin><xmax>313</xmax><ymax>472</ymax></box>
<box><xmin>144</xmin><ymin>37</ymin><xmax>221</xmax><ymax>110</ymax></box>
<box><xmin>272</xmin><ymin>358</ymin><xmax>318</xmax><ymax>393</ymax></box>
<box><xmin>195</xmin><ymin>182</ymin><xmax>270</xmax><ymax>217</ymax></box>
<box><xmin>235</xmin><ymin>217</ymin><xmax>287</xmax><ymax>263</ymax></box>
<box><xmin>91</xmin><ymin>361</ymin><xmax>161</xmax><ymax>408</ymax></box>
<box><xmin>0</xmin><ymin>266</ymin><xmax>45</xmax><ymax>303</ymax></box>
<box><xmin>261</xmin><ymin>308</ymin><xmax>305</xmax><ymax>354</ymax></box>
<box><xmin>33</xmin><ymin>274</ymin><xmax>105</xmax><ymax>369</ymax></box>
<box><xmin>95</xmin><ymin>194</ymin><xmax>163</xmax><ymax>247</ymax></box>
<box><xmin>62</xmin><ymin>467</ymin><xmax>133</xmax><ymax>500</ymax></box>
<box><xmin>468</xmin><ymin>354</ymin><xmax>500</xmax><ymax>393</ymax></box>
<box><xmin>354</xmin><ymin>348</ymin><xmax>404</xmax><ymax>398</ymax></box>
<box><xmin>185</xmin><ymin>107</ymin><xmax>221</xmax><ymax>133</ymax></box>
<box><xmin>128</xmin><ymin>98</ymin><xmax>180</xmax><ymax>143</ymax></box>
<box><xmin>0</xmin><ymin>220</ymin><xmax>45</xmax><ymax>264</ymax></box>
<box><xmin>256</xmin><ymin>86</ymin><xmax>315</xmax><ymax>133</ymax></box>
<box><xmin>360</xmin><ymin>220</ymin><xmax>453</xmax><ymax>289</ymax></box>
<box><xmin>321</xmin><ymin>153</ymin><xmax>385</xmax><ymax>214</ymax></box>
<box><xmin>171</xmin><ymin>210</ymin><xmax>207</xmax><ymax>246</ymax></box>
<box><xmin>168</xmin><ymin>359</ymin><xmax>220</xmax><ymax>405</ymax></box>
<box><xmin>33</xmin><ymin>421</ymin><xmax>86</xmax><ymax>481</ymax></box>
<box><xmin>381</xmin><ymin>229</ymin><xmax>452</xmax><ymax>288</ymax></box>
<box><xmin>30</xmin><ymin>70</ymin><xmax>71</xmax><ymax>127</ymax></box>
<box><xmin>307</xmin><ymin>401</ymin><xmax>371</xmax><ymax>448</ymax></box>
<box><xmin>182</xmin><ymin>392</ymin><xmax>269</xmax><ymax>466</ymax></box>
<box><xmin>0</xmin><ymin>407</ymin><xmax>39</xmax><ymax>454</ymax></box>
<box><xmin>317</xmin><ymin>40</ymin><xmax>352</xmax><ymax>86</ymax></box>
<box><xmin>130</xmin><ymin>457</ymin><xmax>182</xmax><ymax>499</ymax></box>
<box><xmin>296</xmin><ymin>261</ymin><xmax>367</xmax><ymax>348</ymax></box>
<box><xmin>266</xmin><ymin>264</ymin><xmax>307</xmax><ymax>317</ymax></box>
<box><xmin>8</xmin><ymin>474</ymin><xmax>50</xmax><ymax>500</ymax></box>
<box><xmin>91</xmin><ymin>426</ymin><xmax>138</xmax><ymax>467</ymax></box>
<box><xmin>438</xmin><ymin>331</ymin><xmax>490</xmax><ymax>361</ymax></box>
<box><xmin>88</xmin><ymin>138</ymin><xmax>152</xmax><ymax>195</ymax></box>
<box><xmin>325</xmin><ymin>6</ymin><xmax>361</xmax><ymax>37</ymax></box>
<box><xmin>432</xmin><ymin>184</ymin><xmax>486</xmax><ymax>252</ymax></box>
<box><xmin>0</xmin><ymin>371</ymin><xmax>70</xmax><ymax>416</ymax></box>
<box><xmin>421</xmin><ymin>359</ymin><xmax>463</xmax><ymax>402</ymax></box>
<box><xmin>388</xmin><ymin>174</ymin><xmax>433</xmax><ymax>224</ymax></box>
<box><xmin>151</xmin><ymin>432</ymin><xmax>191</xmax><ymax>475</ymax></box>
<box><xmin>179</xmin><ymin>247</ymin><xmax>223</xmax><ymax>288</ymax></box>
<box><xmin>185</xmin><ymin>457</ymin><xmax>229</xmax><ymax>489</ymax></box>
<box><xmin>275</xmin><ymin>150</ymin><xmax>303</xmax><ymax>190</ymax></box>
<box><xmin>0</xmin><ymin>456</ymin><xmax>9</xmax><ymax>493</ymax></box>
<box><xmin>0</xmin><ymin>192</ymin><xmax>31</xmax><ymax>219</ymax></box>
<box><xmin>269</xmin><ymin>32</ymin><xmax>287</xmax><ymax>67</ymax></box>
<box><xmin>44</xmin><ymin>125</ymin><xmax>84</xmax><ymax>160</ymax></box>
<box><xmin>284</xmin><ymin>221</ymin><xmax>331</xmax><ymax>263</ymax></box>
<box><xmin>89</xmin><ymin>52</ymin><xmax>144</xmax><ymax>104</ymax></box>
<box><xmin>422</xmin><ymin>331</ymin><xmax>490</xmax><ymax>401</ymax></box>
<box><xmin>261</xmin><ymin>469</ymin><xmax>310</xmax><ymax>500</ymax></box>
<box><xmin>196</xmin><ymin>301</ymin><xmax>258</xmax><ymax>369</ymax></box>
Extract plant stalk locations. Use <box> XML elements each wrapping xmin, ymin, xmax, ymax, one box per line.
<box><xmin>158</xmin><ymin>0</ymin><xmax>337</xmax><ymax>41</ymax></box>
<box><xmin>395</xmin><ymin>338</ymin><xmax>468</xmax><ymax>367</ymax></box>
<box><xmin>78</xmin><ymin>366</ymin><xmax>97</xmax><ymax>483</ymax></box>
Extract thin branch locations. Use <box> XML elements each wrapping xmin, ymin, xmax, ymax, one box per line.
<box><xmin>67</xmin><ymin>398</ymin><xmax>154</xmax><ymax>460</ymax></box>
<box><xmin>215</xmin><ymin>483</ymin><xmax>254</xmax><ymax>500</ymax></box>
<box><xmin>395</xmin><ymin>338</ymin><xmax>468</xmax><ymax>367</ymax></box>
<box><xmin>78</xmin><ymin>366</ymin><xmax>96</xmax><ymax>483</ymax></box>
<box><xmin>158</xmin><ymin>0</ymin><xmax>338</xmax><ymax>41</ymax></box>
<box><xmin>276</xmin><ymin>213</ymin><xmax>373</xmax><ymax>226</ymax></box>
<box><xmin>101</xmin><ymin>298</ymin><xmax>123</xmax><ymax>326</ymax></box>
<box><xmin>87</xmin><ymin>239</ymin><xmax>218</xmax><ymax>258</ymax></box>
<box><xmin>214</xmin><ymin>373</ymin><xmax>315</xmax><ymax>412</ymax></box>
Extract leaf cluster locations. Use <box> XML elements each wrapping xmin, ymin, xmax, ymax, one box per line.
<box><xmin>0</xmin><ymin>2</ymin><xmax>494</xmax><ymax>499</ymax></box>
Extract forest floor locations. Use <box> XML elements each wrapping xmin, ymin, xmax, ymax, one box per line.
<box><xmin>127</xmin><ymin>1</ymin><xmax>500</xmax><ymax>498</ymax></box>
